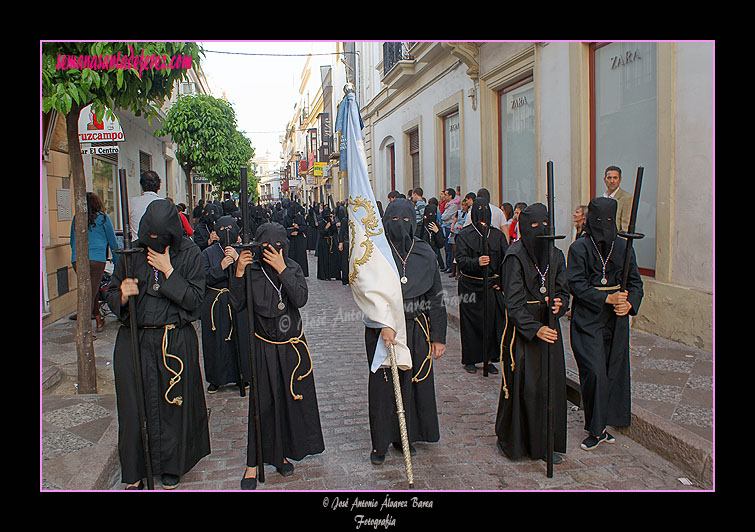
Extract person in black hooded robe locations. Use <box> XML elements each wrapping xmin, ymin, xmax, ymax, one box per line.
<box><xmin>566</xmin><ymin>197</ymin><xmax>643</xmax><ymax>451</ymax></box>
<box><xmin>249</xmin><ymin>203</ymin><xmax>267</xmax><ymax>237</ymax></box>
<box><xmin>365</xmin><ymin>198</ymin><xmax>447</xmax><ymax>465</ymax></box>
<box><xmin>306</xmin><ymin>203</ymin><xmax>320</xmax><ymax>252</ymax></box>
<box><xmin>106</xmin><ymin>199</ymin><xmax>210</xmax><ymax>490</ymax></box>
<box><xmin>417</xmin><ymin>202</ymin><xmax>447</xmax><ymax>268</ymax></box>
<box><xmin>222</xmin><ymin>198</ymin><xmax>238</xmax><ymax>218</ymax></box>
<box><xmin>193</xmin><ymin>202</ymin><xmax>221</xmax><ymax>252</ymax></box>
<box><xmin>230</xmin><ymin>222</ymin><xmax>325</xmax><ymax>489</ymax></box>
<box><xmin>272</xmin><ymin>201</ymin><xmax>287</xmax><ymax>225</ymax></box>
<box><xmin>200</xmin><ymin>215</ymin><xmax>251</xmax><ymax>393</ymax></box>
<box><xmin>284</xmin><ymin>202</ymin><xmax>309</xmax><ymax>277</ymax></box>
<box><xmin>454</xmin><ymin>197</ymin><xmax>509</xmax><ymax>374</ymax></box>
<box><xmin>316</xmin><ymin>206</ymin><xmax>340</xmax><ymax>280</ymax></box>
<box><xmin>494</xmin><ymin>203</ymin><xmax>569</xmax><ymax>464</ymax></box>
<box><xmin>337</xmin><ymin>202</ymin><xmax>350</xmax><ymax>285</ymax></box>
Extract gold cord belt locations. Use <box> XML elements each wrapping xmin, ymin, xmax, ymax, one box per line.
<box><xmin>461</xmin><ymin>272</ymin><xmax>500</xmax><ymax>281</ymax></box>
<box><xmin>207</xmin><ymin>286</ymin><xmax>233</xmax><ymax>341</ymax></box>
<box><xmin>143</xmin><ymin>324</ymin><xmax>183</xmax><ymax>406</ymax></box>
<box><xmin>253</xmin><ymin>329</ymin><xmax>313</xmax><ymax>400</ymax></box>
<box><xmin>500</xmin><ymin>309</ymin><xmax>513</xmax><ymax>399</ymax></box>
<box><xmin>499</xmin><ymin>300</ymin><xmax>543</xmax><ymax>400</ymax></box>
<box><xmin>323</xmin><ymin>235</ymin><xmax>335</xmax><ymax>253</ymax></box>
<box><xmin>594</xmin><ymin>284</ymin><xmax>621</xmax><ymax>291</ymax></box>
<box><xmin>411</xmin><ymin>313</ymin><xmax>433</xmax><ymax>383</ymax></box>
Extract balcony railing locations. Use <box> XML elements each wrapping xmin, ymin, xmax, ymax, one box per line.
<box><xmin>383</xmin><ymin>42</ymin><xmax>415</xmax><ymax>77</ymax></box>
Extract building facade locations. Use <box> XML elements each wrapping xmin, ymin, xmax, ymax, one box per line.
<box><xmin>41</xmin><ymin>64</ymin><xmax>211</xmax><ymax>326</ymax></box>
<box><xmin>253</xmin><ymin>149</ymin><xmax>284</xmax><ymax>203</ymax></box>
<box><xmin>281</xmin><ymin>44</ymin><xmax>350</xmax><ymax>207</ymax></box>
<box><xmin>352</xmin><ymin>41</ymin><xmax>714</xmax><ymax>351</ymax></box>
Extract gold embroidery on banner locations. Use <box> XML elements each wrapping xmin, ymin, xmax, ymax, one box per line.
<box><xmin>348</xmin><ymin>195</ymin><xmax>383</xmax><ymax>283</ymax></box>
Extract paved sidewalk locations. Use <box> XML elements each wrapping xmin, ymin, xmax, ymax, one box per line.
<box><xmin>41</xmin><ymin>254</ymin><xmax>713</xmax><ymax>491</ymax></box>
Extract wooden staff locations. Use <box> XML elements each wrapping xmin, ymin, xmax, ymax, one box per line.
<box><xmin>114</xmin><ymin>168</ymin><xmax>154</xmax><ymax>489</ymax></box>
<box><xmin>388</xmin><ymin>343</ymin><xmax>414</xmax><ymax>488</ymax></box>
<box><xmin>237</xmin><ymin>166</ymin><xmax>265</xmax><ymax>483</ymax></box>
<box><xmin>482</xmin><ymin>218</ymin><xmax>490</xmax><ymax>377</ymax></box>
<box><xmin>223</xmin><ymin>225</ymin><xmax>246</xmax><ymax>398</ymax></box>
<box><xmin>618</xmin><ymin>167</ymin><xmax>645</xmax><ymax>292</ymax></box>
<box><xmin>538</xmin><ymin>161</ymin><xmax>566</xmax><ymax>478</ymax></box>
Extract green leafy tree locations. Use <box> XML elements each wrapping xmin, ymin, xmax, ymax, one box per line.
<box><xmin>156</xmin><ymin>94</ymin><xmax>238</xmax><ymax>209</ymax></box>
<box><xmin>205</xmin><ymin>129</ymin><xmax>259</xmax><ymax>202</ymax></box>
<box><xmin>42</xmin><ymin>41</ymin><xmax>203</xmax><ymax>394</ymax></box>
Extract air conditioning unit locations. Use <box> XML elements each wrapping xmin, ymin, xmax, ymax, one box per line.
<box><xmin>180</xmin><ymin>82</ymin><xmax>196</xmax><ymax>95</ymax></box>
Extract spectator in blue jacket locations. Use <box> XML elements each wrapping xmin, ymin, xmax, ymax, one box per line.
<box><xmin>70</xmin><ymin>192</ymin><xmax>120</xmax><ymax>331</ymax></box>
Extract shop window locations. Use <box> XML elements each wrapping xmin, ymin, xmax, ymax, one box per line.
<box><xmin>388</xmin><ymin>144</ymin><xmax>396</xmax><ymax>192</ymax></box>
<box><xmin>443</xmin><ymin>111</ymin><xmax>460</xmax><ymax>191</ymax></box>
<box><xmin>92</xmin><ymin>156</ymin><xmax>118</xmax><ymax>228</ymax></box>
<box><xmin>591</xmin><ymin>42</ymin><xmax>657</xmax><ymax>275</ymax></box>
<box><xmin>498</xmin><ymin>76</ymin><xmax>535</xmax><ymax>206</ymax></box>
<box><xmin>408</xmin><ymin>129</ymin><xmax>420</xmax><ymax>191</ymax></box>
<box><xmin>139</xmin><ymin>150</ymin><xmax>152</xmax><ymax>174</ymax></box>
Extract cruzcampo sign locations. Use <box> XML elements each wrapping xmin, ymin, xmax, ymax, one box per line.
<box><xmin>78</xmin><ymin>103</ymin><xmax>125</xmax><ymax>143</ymax></box>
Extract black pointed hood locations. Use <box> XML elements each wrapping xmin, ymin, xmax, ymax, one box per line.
<box><xmin>137</xmin><ymin>199</ymin><xmax>183</xmax><ymax>255</ymax></box>
<box><xmin>584</xmin><ymin>197</ymin><xmax>618</xmax><ymax>254</ymax></box>
<box><xmin>383</xmin><ymin>198</ymin><xmax>436</xmax><ymax>299</ymax></box>
<box><xmin>214</xmin><ymin>215</ymin><xmax>240</xmax><ymax>247</ymax></box>
<box><xmin>518</xmin><ymin>203</ymin><xmax>550</xmax><ymax>269</ymax></box>
<box><xmin>470</xmin><ymin>197</ymin><xmax>492</xmax><ymax>234</ymax></box>
<box><xmin>383</xmin><ymin>198</ymin><xmax>416</xmax><ymax>254</ymax></box>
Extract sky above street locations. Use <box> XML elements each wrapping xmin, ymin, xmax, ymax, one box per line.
<box><xmin>199</xmin><ymin>41</ymin><xmax>338</xmax><ymax>161</ymax></box>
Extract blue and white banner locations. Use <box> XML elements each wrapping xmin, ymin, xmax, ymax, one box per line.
<box><xmin>338</xmin><ymin>92</ymin><xmax>411</xmax><ymax>372</ymax></box>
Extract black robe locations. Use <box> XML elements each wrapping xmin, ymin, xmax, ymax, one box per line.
<box><xmin>418</xmin><ymin>204</ymin><xmax>447</xmax><ymax>269</ymax></box>
<box><xmin>454</xmin><ymin>224</ymin><xmax>509</xmax><ymax>365</ymax></box>
<box><xmin>200</xmin><ymin>242</ymin><xmax>251</xmax><ymax>387</ymax></box>
<box><xmin>566</xmin><ymin>234</ymin><xmax>643</xmax><ymax>435</ymax></box>
<box><xmin>364</xmin><ymin>245</ymin><xmax>447</xmax><ymax>455</ymax></box>
<box><xmin>316</xmin><ymin>216</ymin><xmax>341</xmax><ymax>280</ymax></box>
<box><xmin>337</xmin><ymin>209</ymin><xmax>349</xmax><ymax>285</ymax></box>
<box><xmin>229</xmin><ymin>227</ymin><xmax>324</xmax><ymax>470</ymax></box>
<box><xmin>284</xmin><ymin>211</ymin><xmax>309</xmax><ymax>277</ymax></box>
<box><xmin>417</xmin><ymin>224</ymin><xmax>446</xmax><ymax>253</ymax></box>
<box><xmin>271</xmin><ymin>206</ymin><xmax>286</xmax><ymax>225</ymax></box>
<box><xmin>306</xmin><ymin>207</ymin><xmax>319</xmax><ymax>251</ymax></box>
<box><xmin>193</xmin><ymin>203</ymin><xmax>221</xmax><ymax>252</ymax></box>
<box><xmin>106</xmin><ymin>200</ymin><xmax>210</xmax><ymax>485</ymax></box>
<box><xmin>365</xmin><ymin>198</ymin><xmax>447</xmax><ymax>455</ymax></box>
<box><xmin>495</xmin><ymin>240</ymin><xmax>569</xmax><ymax>460</ymax></box>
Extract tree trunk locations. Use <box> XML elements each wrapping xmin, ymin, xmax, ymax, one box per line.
<box><xmin>183</xmin><ymin>163</ymin><xmax>194</xmax><ymax>214</ymax></box>
<box><xmin>66</xmin><ymin>103</ymin><xmax>98</xmax><ymax>394</ymax></box>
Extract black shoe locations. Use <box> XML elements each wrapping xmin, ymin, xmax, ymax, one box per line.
<box><xmin>464</xmin><ymin>364</ymin><xmax>477</xmax><ymax>374</ymax></box>
<box><xmin>541</xmin><ymin>453</ymin><xmax>564</xmax><ymax>464</ymax></box>
<box><xmin>581</xmin><ymin>431</ymin><xmax>609</xmax><ymax>450</ymax></box>
<box><xmin>161</xmin><ymin>473</ymin><xmax>180</xmax><ymax>490</ymax></box>
<box><xmin>604</xmin><ymin>431</ymin><xmax>616</xmax><ymax>444</ymax></box>
<box><xmin>240</xmin><ymin>476</ymin><xmax>257</xmax><ymax>490</ymax></box>
<box><xmin>277</xmin><ymin>461</ymin><xmax>294</xmax><ymax>477</ymax></box>
<box><xmin>370</xmin><ymin>450</ymin><xmax>386</xmax><ymax>465</ymax></box>
<box><xmin>392</xmin><ymin>442</ymin><xmax>416</xmax><ymax>456</ymax></box>
<box><xmin>485</xmin><ymin>363</ymin><xmax>498</xmax><ymax>375</ymax></box>
<box><xmin>207</xmin><ymin>384</ymin><xmax>219</xmax><ymax>394</ymax></box>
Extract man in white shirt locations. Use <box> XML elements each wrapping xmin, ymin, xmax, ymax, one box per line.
<box><xmin>463</xmin><ymin>188</ymin><xmax>507</xmax><ymax>232</ymax></box>
<box><xmin>129</xmin><ymin>170</ymin><xmax>162</xmax><ymax>241</ymax></box>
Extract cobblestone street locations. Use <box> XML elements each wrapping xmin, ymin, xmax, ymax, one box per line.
<box><xmin>164</xmin><ymin>254</ymin><xmax>702</xmax><ymax>492</ymax></box>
